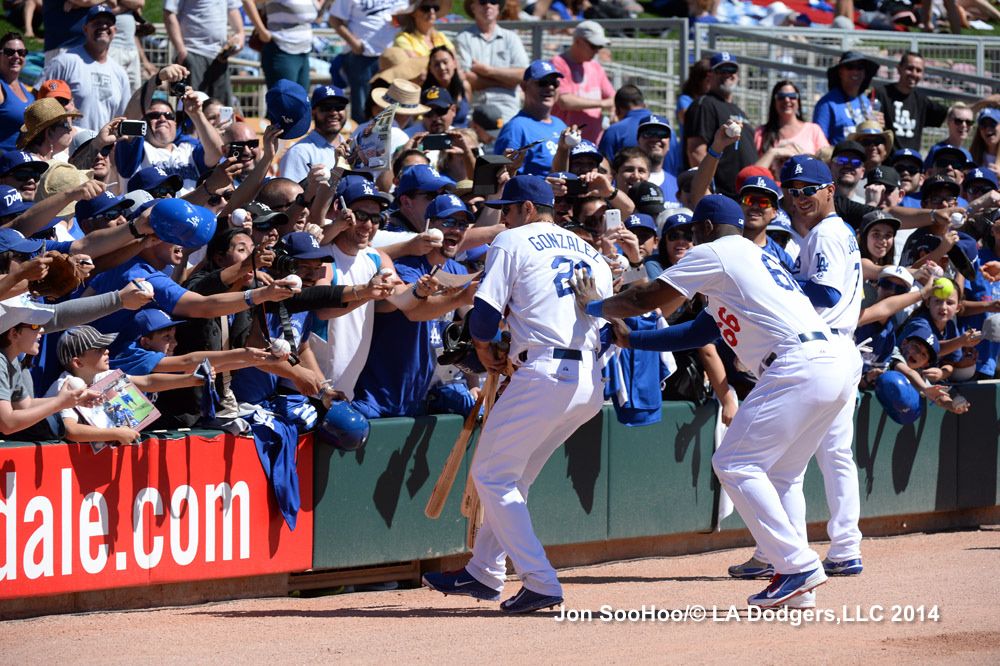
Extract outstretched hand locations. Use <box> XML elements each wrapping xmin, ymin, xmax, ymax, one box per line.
<box><xmin>570</xmin><ymin>267</ymin><xmax>601</xmax><ymax>315</ymax></box>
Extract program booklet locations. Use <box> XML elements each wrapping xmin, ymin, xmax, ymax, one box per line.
<box><xmin>76</xmin><ymin>369</ymin><xmax>159</xmax><ymax>453</ymax></box>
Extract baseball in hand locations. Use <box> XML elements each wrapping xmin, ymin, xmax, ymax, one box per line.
<box><xmin>933</xmin><ymin>277</ymin><xmax>955</xmax><ymax>299</ymax></box>
<box><xmin>725</xmin><ymin>123</ymin><xmax>742</xmax><ymax>139</ymax></box>
<box><xmin>927</xmin><ymin>262</ymin><xmax>944</xmax><ymax>278</ymax></box>
<box><xmin>136</xmin><ymin>280</ymin><xmax>154</xmax><ymax>294</ymax></box>
<box><xmin>952</xmin><ymin>395</ymin><xmax>968</xmax><ymax>410</ymax></box>
<box><xmin>378</xmin><ymin>268</ymin><xmax>394</xmax><ymax>277</ymax></box>
<box><xmin>950</xmin><ymin>212</ymin><xmax>965</xmax><ymax>228</ymax></box>
<box><xmin>565</xmin><ymin>131</ymin><xmax>581</xmax><ymax>148</ymax></box>
<box><xmin>231</xmin><ymin>208</ymin><xmax>248</xmax><ymax>227</ymax></box>
<box><xmin>282</xmin><ymin>274</ymin><xmax>302</xmax><ymax>290</ymax></box>
<box><xmin>426</xmin><ymin>228</ymin><xmax>444</xmax><ymax>242</ymax></box>
<box><xmin>271</xmin><ymin>338</ymin><xmax>291</xmax><ymax>356</ymax></box>
<box><xmin>67</xmin><ymin>377</ymin><xmax>86</xmax><ymax>391</ymax></box>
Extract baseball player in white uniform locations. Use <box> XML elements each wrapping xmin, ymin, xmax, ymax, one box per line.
<box><xmin>728</xmin><ymin>156</ymin><xmax>866</xmax><ymax>581</ymax></box>
<box><xmin>422</xmin><ymin>175</ymin><xmax>614</xmax><ymax>614</ymax></box>
<box><xmin>574</xmin><ymin>195</ymin><xmax>856</xmax><ymax>608</ymax></box>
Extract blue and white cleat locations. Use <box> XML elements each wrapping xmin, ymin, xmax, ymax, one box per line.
<box><xmin>500</xmin><ymin>587</ymin><xmax>564</xmax><ymax>614</ymax></box>
<box><xmin>728</xmin><ymin>556</ymin><xmax>775</xmax><ymax>579</ymax></box>
<box><xmin>823</xmin><ymin>557</ymin><xmax>863</xmax><ymax>576</ymax></box>
<box><xmin>422</xmin><ymin>568</ymin><xmax>501</xmax><ymax>601</ymax></box>
<box><xmin>747</xmin><ymin>567</ymin><xmax>827</xmax><ymax>609</ymax></box>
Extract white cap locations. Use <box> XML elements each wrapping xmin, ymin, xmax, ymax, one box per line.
<box><xmin>877</xmin><ymin>265</ymin><xmax>914</xmax><ymax>289</ymax></box>
<box><xmin>0</xmin><ymin>293</ymin><xmax>54</xmax><ymax>335</ymax></box>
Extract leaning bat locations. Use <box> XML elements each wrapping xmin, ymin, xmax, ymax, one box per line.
<box><xmin>460</xmin><ymin>373</ymin><xmax>497</xmax><ymax>518</ymax></box>
<box><xmin>424</xmin><ymin>388</ymin><xmax>489</xmax><ymax>519</ymax></box>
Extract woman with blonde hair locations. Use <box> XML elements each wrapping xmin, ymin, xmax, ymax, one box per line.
<box><xmin>394</xmin><ymin>0</ymin><xmax>456</xmax><ymax>58</ymax></box>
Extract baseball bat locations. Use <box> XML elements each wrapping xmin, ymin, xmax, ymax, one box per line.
<box><xmin>424</xmin><ymin>388</ymin><xmax>488</xmax><ymax>519</ymax></box>
<box><xmin>465</xmin><ymin>380</ymin><xmax>499</xmax><ymax>547</ymax></box>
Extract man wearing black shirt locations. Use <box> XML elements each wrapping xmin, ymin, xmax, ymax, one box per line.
<box><xmin>874</xmin><ymin>52</ymin><xmax>948</xmax><ymax>152</ymax></box>
<box><xmin>684</xmin><ymin>52</ymin><xmax>758</xmax><ymax>199</ymax></box>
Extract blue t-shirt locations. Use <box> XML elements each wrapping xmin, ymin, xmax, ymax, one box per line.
<box><xmin>597</xmin><ymin>108</ymin><xmax>648</xmax><ymax>163</ymax></box>
<box><xmin>605</xmin><ymin>312</ymin><xmax>667</xmax><ymax>427</ymax></box>
<box><xmin>959</xmin><ymin>244</ymin><xmax>1000</xmax><ymax>376</ymax></box>
<box><xmin>493</xmin><ymin>111</ymin><xmax>567</xmax><ymax>176</ymax></box>
<box><xmin>900</xmin><ymin>194</ymin><xmax>922</xmax><ymax>209</ymax></box>
<box><xmin>233</xmin><ymin>309</ymin><xmax>313</xmax><ymax>405</ymax></box>
<box><xmin>856</xmin><ymin>315</ymin><xmax>898</xmax><ymax>370</ymax></box>
<box><xmin>111</xmin><ymin>341</ymin><xmax>165</xmax><ymax>375</ymax></box>
<box><xmin>813</xmin><ymin>89</ymin><xmax>873</xmax><ymax>144</ymax></box>
<box><xmin>88</xmin><ymin>258</ymin><xmax>189</xmax><ymax>356</ymax></box>
<box><xmin>351</xmin><ymin>255</ymin><xmax>467</xmax><ymax>418</ymax></box>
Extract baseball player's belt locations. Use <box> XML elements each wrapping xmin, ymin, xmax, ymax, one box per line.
<box><xmin>761</xmin><ymin>331</ymin><xmax>828</xmax><ymax>368</ymax></box>
<box><xmin>518</xmin><ymin>348</ymin><xmax>584</xmax><ymax>363</ymax></box>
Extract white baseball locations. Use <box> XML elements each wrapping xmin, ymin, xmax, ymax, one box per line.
<box><xmin>952</xmin><ymin>395</ymin><xmax>968</xmax><ymax>410</ymax></box>
<box><xmin>317</xmin><ymin>165</ymin><xmax>330</xmax><ymax>180</ymax></box>
<box><xmin>726</xmin><ymin>123</ymin><xmax>742</xmax><ymax>139</ymax></box>
<box><xmin>426</xmin><ymin>228</ymin><xmax>444</xmax><ymax>242</ymax></box>
<box><xmin>283</xmin><ymin>274</ymin><xmax>303</xmax><ymax>290</ymax></box>
<box><xmin>67</xmin><ymin>377</ymin><xmax>86</xmax><ymax>391</ymax></box>
<box><xmin>271</xmin><ymin>338</ymin><xmax>291</xmax><ymax>355</ymax></box>
<box><xmin>136</xmin><ymin>280</ymin><xmax>154</xmax><ymax>294</ymax></box>
<box><xmin>231</xmin><ymin>208</ymin><xmax>248</xmax><ymax>227</ymax></box>
<box><xmin>950</xmin><ymin>212</ymin><xmax>965</xmax><ymax>228</ymax></box>
<box><xmin>564</xmin><ymin>131</ymin><xmax>581</xmax><ymax>148</ymax></box>
<box><xmin>929</xmin><ymin>264</ymin><xmax>945</xmax><ymax>278</ymax></box>
<box><xmin>378</xmin><ymin>268</ymin><xmax>395</xmax><ymax>277</ymax></box>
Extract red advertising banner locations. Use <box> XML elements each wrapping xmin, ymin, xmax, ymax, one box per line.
<box><xmin>0</xmin><ymin>433</ymin><xmax>313</xmax><ymax>599</ymax></box>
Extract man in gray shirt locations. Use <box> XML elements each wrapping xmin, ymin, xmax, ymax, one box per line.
<box><xmin>455</xmin><ymin>0</ymin><xmax>529</xmax><ymax>124</ymax></box>
<box><xmin>163</xmin><ymin>0</ymin><xmax>244</xmax><ymax>103</ymax></box>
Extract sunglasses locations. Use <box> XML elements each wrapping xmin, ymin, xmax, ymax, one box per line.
<box><xmin>7</xmin><ymin>169</ymin><xmax>41</xmax><ymax>182</ymax></box>
<box><xmin>252</xmin><ymin>220</ymin><xmax>277</xmax><ymax>231</ymax></box>
<box><xmin>926</xmin><ymin>195</ymin><xmax>958</xmax><ymax>205</ymax></box>
<box><xmin>84</xmin><ymin>209</ymin><xmax>126</xmax><ymax>222</ymax></box>
<box><xmin>860</xmin><ymin>137</ymin><xmax>885</xmax><ymax>148</ymax></box>
<box><xmin>317</xmin><ymin>101</ymin><xmax>346</xmax><ymax>113</ymax></box>
<box><xmin>478</xmin><ymin>0</ymin><xmax>501</xmax><ymax>4</ymax></box>
<box><xmin>786</xmin><ymin>184</ymin><xmax>831</xmax><ymax>198</ymax></box>
<box><xmin>640</xmin><ymin>130</ymin><xmax>670</xmax><ymax>141</ymax></box>
<box><xmin>500</xmin><ymin>203</ymin><xmax>522</xmax><ymax>216</ymax></box>
<box><xmin>877</xmin><ymin>278</ymin><xmax>908</xmax><ymax>295</ymax></box>
<box><xmin>980</xmin><ymin>119</ymin><xmax>999</xmax><ymax>129</ymax></box>
<box><xmin>351</xmin><ymin>209</ymin><xmax>386</xmax><ymax>225</ymax></box>
<box><xmin>775</xmin><ymin>92</ymin><xmax>798</xmax><ymax>101</ymax></box>
<box><xmin>51</xmin><ymin>121</ymin><xmax>72</xmax><ymax>131</ymax></box>
<box><xmin>934</xmin><ymin>158</ymin><xmax>964</xmax><ymax>170</ymax></box>
<box><xmin>739</xmin><ymin>194</ymin><xmax>775</xmax><ymax>209</ymax></box>
<box><xmin>431</xmin><ymin>217</ymin><xmax>471</xmax><ymax>229</ymax></box>
<box><xmin>965</xmin><ymin>184</ymin><xmax>995</xmax><ymax>197</ymax></box>
<box><xmin>2</xmin><ymin>48</ymin><xmax>27</xmax><ymax>58</ymax></box>
<box><xmin>145</xmin><ymin>111</ymin><xmax>176</xmax><ymax>121</ymax></box>
<box><xmin>844</xmin><ymin>62</ymin><xmax>868</xmax><ymax>71</ymax></box>
<box><xmin>951</xmin><ymin>118</ymin><xmax>974</xmax><ymax>126</ymax></box>
<box><xmin>835</xmin><ymin>155</ymin><xmax>864</xmax><ymax>169</ymax></box>
<box><xmin>425</xmin><ymin>106</ymin><xmax>452</xmax><ymax>117</ymax></box>
<box><xmin>149</xmin><ymin>187</ymin><xmax>177</xmax><ymax>198</ymax></box>
<box><xmin>419</xmin><ymin>4</ymin><xmax>439</xmax><ymax>11</ymax></box>
<box><xmin>894</xmin><ymin>163</ymin><xmax>921</xmax><ymax>176</ymax></box>
<box><xmin>535</xmin><ymin>78</ymin><xmax>561</xmax><ymax>89</ymax></box>
<box><xmin>97</xmin><ymin>144</ymin><xmax>113</xmax><ymax>157</ymax></box>
<box><xmin>17</xmin><ymin>323</ymin><xmax>41</xmax><ymax>331</ymax></box>
<box><xmin>229</xmin><ymin>139</ymin><xmax>260</xmax><ymax>150</ymax></box>
<box><xmin>207</xmin><ymin>189</ymin><xmax>235</xmax><ymax>206</ymax></box>
<box><xmin>716</xmin><ymin>66</ymin><xmax>738</xmax><ymax>74</ymax></box>
<box><xmin>666</xmin><ymin>228</ymin><xmax>694</xmax><ymax>242</ymax></box>
<box><xmin>271</xmin><ymin>192</ymin><xmax>311</xmax><ymax>210</ymax></box>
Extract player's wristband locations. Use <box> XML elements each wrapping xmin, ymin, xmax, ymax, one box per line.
<box><xmin>244</xmin><ymin>289</ymin><xmax>255</xmax><ymax>307</ymax></box>
<box><xmin>128</xmin><ymin>219</ymin><xmax>145</xmax><ymax>239</ymax></box>
<box><xmin>707</xmin><ymin>145</ymin><xmax>723</xmax><ymax>159</ymax></box>
<box><xmin>585</xmin><ymin>300</ymin><xmax>604</xmax><ymax>317</ymax></box>
<box><xmin>411</xmin><ymin>284</ymin><xmax>428</xmax><ymax>300</ymax></box>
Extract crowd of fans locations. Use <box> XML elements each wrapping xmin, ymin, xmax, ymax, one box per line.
<box><xmin>1</xmin><ymin>3</ymin><xmax>999</xmax><ymax>528</ymax></box>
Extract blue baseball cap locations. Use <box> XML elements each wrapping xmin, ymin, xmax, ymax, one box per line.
<box><xmin>692</xmin><ymin>194</ymin><xmax>744</xmax><ymax>230</ymax></box>
<box><xmin>279</xmin><ymin>231</ymin><xmax>330</xmax><ymax>260</ymax></box>
<box><xmin>548</xmin><ymin>171</ymin><xmax>579</xmax><ymax>181</ymax></box>
<box><xmin>0</xmin><ymin>185</ymin><xmax>32</xmax><ymax>217</ymax></box>
<box><xmin>624</xmin><ymin>213</ymin><xmax>656</xmax><ymax>234</ymax></box>
<box><xmin>890</xmin><ymin>148</ymin><xmax>923</xmax><ymax>170</ymax></box>
<box><xmin>75</xmin><ymin>191</ymin><xmax>128</xmax><ymax>221</ymax></box>
<box><xmin>900</xmin><ymin>318</ymin><xmax>940</xmax><ymax>365</ymax></box>
<box><xmin>0</xmin><ymin>150</ymin><xmax>46</xmax><ymax>176</ymax></box>
<box><xmin>0</xmin><ymin>227</ymin><xmax>42</xmax><ymax>253</ymax></box>
<box><xmin>462</xmin><ymin>244</ymin><xmax>489</xmax><ymax>262</ymax></box>
<box><xmin>523</xmin><ymin>60</ymin><xmax>563</xmax><ymax>82</ymax></box>
<box><xmin>426</xmin><ymin>193</ymin><xmax>474</xmax><ymax>224</ymax></box>
<box><xmin>134</xmin><ymin>309</ymin><xmax>186</xmax><ymax>338</ymax></box>
<box><xmin>311</xmin><ymin>84</ymin><xmax>348</xmax><ymax>107</ymax></box>
<box><xmin>780</xmin><ymin>155</ymin><xmax>833</xmax><ymax>186</ymax></box>
<box><xmin>739</xmin><ymin>174</ymin><xmax>781</xmax><ymax>200</ymax></box>
<box><xmin>978</xmin><ymin>107</ymin><xmax>1000</xmax><ymax>125</ymax></box>
<box><xmin>85</xmin><ymin>4</ymin><xmax>114</xmax><ymax>23</ymax></box>
<box><xmin>660</xmin><ymin>210</ymin><xmax>694</xmax><ymax>234</ymax></box>
<box><xmin>421</xmin><ymin>86</ymin><xmax>454</xmax><ymax>109</ymax></box>
<box><xmin>569</xmin><ymin>140</ymin><xmax>601</xmax><ymax>160</ymax></box>
<box><xmin>338</xmin><ymin>175</ymin><xmax>392</xmax><ymax>208</ymax></box>
<box><xmin>766</xmin><ymin>209</ymin><xmax>793</xmax><ymax>233</ymax></box>
<box><xmin>397</xmin><ymin>164</ymin><xmax>456</xmax><ymax>196</ymax></box>
<box><xmin>924</xmin><ymin>144</ymin><xmax>974</xmax><ymax>170</ymax></box>
<box><xmin>637</xmin><ymin>114</ymin><xmax>672</xmax><ymax>138</ymax></box>
<box><xmin>127</xmin><ymin>166</ymin><xmax>182</xmax><ymax>194</ymax></box>
<box><xmin>488</xmin><ymin>174</ymin><xmax>555</xmax><ymax>208</ymax></box>
<box><xmin>908</xmin><ymin>232</ymin><xmax>941</xmax><ymax>257</ymax></box>
<box><xmin>709</xmin><ymin>52</ymin><xmax>738</xmax><ymax>69</ymax></box>
<box><xmin>266</xmin><ymin>79</ymin><xmax>311</xmax><ymax>141</ymax></box>
<box><xmin>963</xmin><ymin>166</ymin><xmax>998</xmax><ymax>190</ymax></box>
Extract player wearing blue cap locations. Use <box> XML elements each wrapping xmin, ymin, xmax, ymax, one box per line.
<box><xmin>422</xmin><ymin>174</ymin><xmax>614</xmax><ymax>613</ymax></box>
<box><xmin>574</xmin><ymin>194</ymin><xmax>855</xmax><ymax>609</ymax></box>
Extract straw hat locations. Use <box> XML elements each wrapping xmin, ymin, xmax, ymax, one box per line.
<box><xmin>36</xmin><ymin>162</ymin><xmax>94</xmax><ymax>217</ymax></box>
<box><xmin>395</xmin><ymin>0</ymin><xmax>453</xmax><ymax>16</ymax></box>
<box><xmin>17</xmin><ymin>97</ymin><xmax>83</xmax><ymax>150</ymax></box>
<box><xmin>371</xmin><ymin>79</ymin><xmax>431</xmax><ymax>116</ymax></box>
<box><xmin>369</xmin><ymin>46</ymin><xmax>429</xmax><ymax>85</ymax></box>
<box><xmin>846</xmin><ymin>120</ymin><xmax>895</xmax><ymax>152</ymax></box>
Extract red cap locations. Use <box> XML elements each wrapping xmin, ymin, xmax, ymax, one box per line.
<box><xmin>36</xmin><ymin>80</ymin><xmax>73</xmax><ymax>102</ymax></box>
<box><xmin>735</xmin><ymin>165</ymin><xmax>774</xmax><ymax>191</ymax></box>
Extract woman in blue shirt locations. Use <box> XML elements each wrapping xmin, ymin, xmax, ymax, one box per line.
<box><xmin>0</xmin><ymin>32</ymin><xmax>34</xmax><ymax>151</ymax></box>
<box><xmin>813</xmin><ymin>51</ymin><xmax>879</xmax><ymax>145</ymax></box>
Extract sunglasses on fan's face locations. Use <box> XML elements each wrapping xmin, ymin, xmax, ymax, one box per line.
<box><xmin>666</xmin><ymin>228</ymin><xmax>694</xmax><ymax>242</ymax></box>
<box><xmin>145</xmin><ymin>111</ymin><xmax>175</xmax><ymax>121</ymax></box>
<box><xmin>775</xmin><ymin>92</ymin><xmax>798</xmax><ymax>101</ymax></box>
<box><xmin>2</xmin><ymin>48</ymin><xmax>27</xmax><ymax>58</ymax></box>
<box><xmin>877</xmin><ymin>278</ymin><xmax>908</xmax><ymax>295</ymax></box>
<box><xmin>835</xmin><ymin>155</ymin><xmax>864</xmax><ymax>169</ymax></box>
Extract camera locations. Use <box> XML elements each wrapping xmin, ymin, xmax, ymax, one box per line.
<box><xmin>118</xmin><ymin>120</ymin><xmax>147</xmax><ymax>137</ymax></box>
<box><xmin>422</xmin><ymin>134</ymin><xmax>452</xmax><ymax>151</ymax></box>
<box><xmin>269</xmin><ymin>253</ymin><xmax>299</xmax><ymax>278</ymax></box>
<box><xmin>170</xmin><ymin>79</ymin><xmax>188</xmax><ymax>97</ymax></box>
<box><xmin>564</xmin><ymin>179</ymin><xmax>588</xmax><ymax>196</ymax></box>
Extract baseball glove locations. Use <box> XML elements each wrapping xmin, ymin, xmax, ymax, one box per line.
<box><xmin>29</xmin><ymin>251</ymin><xmax>85</xmax><ymax>299</ymax></box>
<box><xmin>438</xmin><ymin>318</ymin><xmax>486</xmax><ymax>375</ymax></box>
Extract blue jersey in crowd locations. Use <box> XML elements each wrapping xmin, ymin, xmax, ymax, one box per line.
<box><xmin>493</xmin><ymin>111</ymin><xmax>567</xmax><ymax>176</ymax></box>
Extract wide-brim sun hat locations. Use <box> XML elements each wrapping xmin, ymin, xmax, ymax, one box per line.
<box><xmin>371</xmin><ymin>79</ymin><xmax>431</xmax><ymax>116</ymax></box>
<box><xmin>17</xmin><ymin>97</ymin><xmax>83</xmax><ymax>150</ymax></box>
